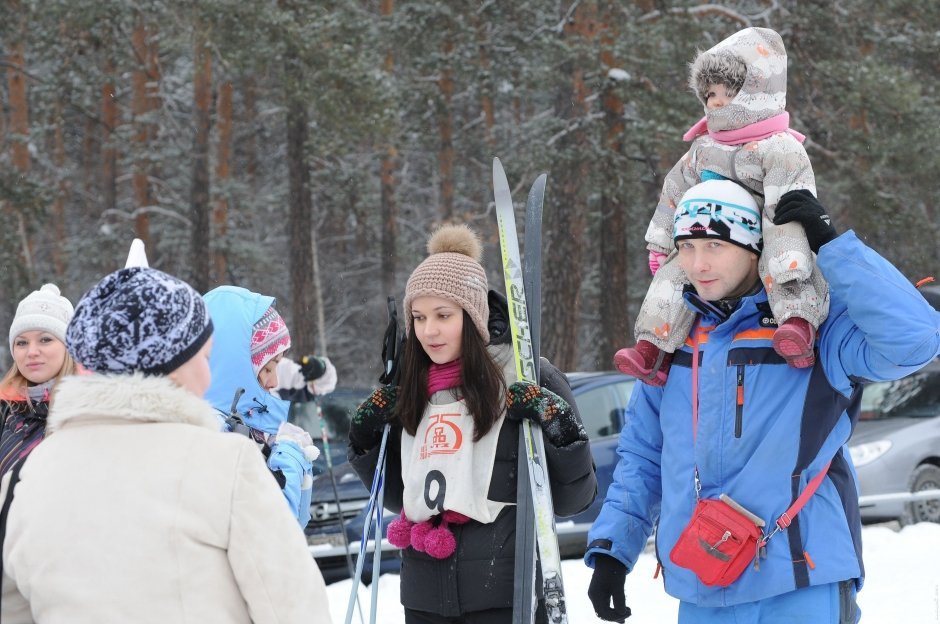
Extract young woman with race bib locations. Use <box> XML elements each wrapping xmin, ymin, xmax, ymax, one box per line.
<box><xmin>348</xmin><ymin>224</ymin><xmax>596</xmax><ymax>624</ymax></box>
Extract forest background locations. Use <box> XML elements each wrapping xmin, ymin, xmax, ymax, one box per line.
<box><xmin>1</xmin><ymin>0</ymin><xmax>937</xmax><ymax>384</ymax></box>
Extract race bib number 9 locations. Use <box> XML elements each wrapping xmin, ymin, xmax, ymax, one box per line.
<box><xmin>401</xmin><ymin>401</ymin><xmax>507</xmax><ymax>523</ymax></box>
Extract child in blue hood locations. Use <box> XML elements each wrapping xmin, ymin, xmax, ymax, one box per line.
<box><xmin>204</xmin><ymin>286</ymin><xmax>320</xmax><ymax>528</ymax></box>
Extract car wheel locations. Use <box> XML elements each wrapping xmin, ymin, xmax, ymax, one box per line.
<box><xmin>906</xmin><ymin>464</ymin><xmax>940</xmax><ymax>524</ymax></box>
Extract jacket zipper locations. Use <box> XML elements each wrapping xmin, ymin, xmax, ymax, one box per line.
<box><xmin>735</xmin><ymin>365</ymin><xmax>745</xmax><ymax>438</ymax></box>
<box><xmin>653</xmin><ymin>519</ymin><xmax>664</xmax><ymax>580</ymax></box>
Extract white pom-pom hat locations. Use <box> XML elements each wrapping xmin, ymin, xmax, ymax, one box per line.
<box><xmin>9</xmin><ymin>284</ymin><xmax>74</xmax><ymax>352</ymax></box>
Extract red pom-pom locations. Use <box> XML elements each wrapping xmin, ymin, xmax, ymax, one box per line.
<box><xmin>410</xmin><ymin>520</ymin><xmax>434</xmax><ymax>552</ymax></box>
<box><xmin>423</xmin><ymin>525</ymin><xmax>457</xmax><ymax>559</ymax></box>
<box><xmin>387</xmin><ymin>514</ymin><xmax>414</xmax><ymax>549</ymax></box>
<box><xmin>441</xmin><ymin>510</ymin><xmax>471</xmax><ymax>525</ymax></box>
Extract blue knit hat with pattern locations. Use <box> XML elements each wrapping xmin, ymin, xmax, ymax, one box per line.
<box><xmin>66</xmin><ymin>267</ymin><xmax>213</xmax><ymax>376</ymax></box>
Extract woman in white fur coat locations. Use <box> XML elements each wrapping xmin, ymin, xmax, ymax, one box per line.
<box><xmin>0</xmin><ymin>266</ymin><xmax>331</xmax><ymax>624</ymax></box>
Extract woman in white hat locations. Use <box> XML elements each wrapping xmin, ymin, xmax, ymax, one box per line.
<box><xmin>0</xmin><ymin>284</ymin><xmax>76</xmax><ymax>475</ymax></box>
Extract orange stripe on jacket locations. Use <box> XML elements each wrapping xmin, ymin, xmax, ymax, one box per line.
<box><xmin>685</xmin><ymin>325</ymin><xmax>716</xmax><ymax>347</ymax></box>
<box><xmin>733</xmin><ymin>328</ymin><xmax>776</xmax><ymax>342</ymax></box>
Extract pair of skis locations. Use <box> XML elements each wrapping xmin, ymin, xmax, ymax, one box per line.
<box><xmin>493</xmin><ymin>158</ymin><xmax>567</xmax><ymax>623</ymax></box>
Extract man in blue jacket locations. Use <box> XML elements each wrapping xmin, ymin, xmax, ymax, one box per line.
<box><xmin>586</xmin><ymin>181</ymin><xmax>940</xmax><ymax>623</ymax></box>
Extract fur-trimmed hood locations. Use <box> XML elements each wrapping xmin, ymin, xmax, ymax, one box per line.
<box><xmin>46</xmin><ymin>373</ymin><xmax>221</xmax><ymax>434</ymax></box>
<box><xmin>690</xmin><ymin>27</ymin><xmax>788</xmax><ymax>132</ymax></box>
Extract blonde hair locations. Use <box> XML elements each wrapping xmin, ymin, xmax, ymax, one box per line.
<box><xmin>0</xmin><ymin>350</ymin><xmax>78</xmax><ymax>406</ymax></box>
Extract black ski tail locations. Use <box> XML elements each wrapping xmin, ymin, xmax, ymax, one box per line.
<box><xmin>513</xmin><ymin>172</ymin><xmax>547</xmax><ymax>624</ymax></box>
<box><xmin>524</xmin><ymin>174</ymin><xmax>546</xmax><ymax>376</ymax></box>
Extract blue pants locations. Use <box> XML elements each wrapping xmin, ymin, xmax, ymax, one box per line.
<box><xmin>678</xmin><ymin>581</ymin><xmax>860</xmax><ymax>624</ymax></box>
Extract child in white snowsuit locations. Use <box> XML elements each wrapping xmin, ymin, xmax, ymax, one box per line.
<box><xmin>614</xmin><ymin>27</ymin><xmax>830</xmax><ymax>385</ymax></box>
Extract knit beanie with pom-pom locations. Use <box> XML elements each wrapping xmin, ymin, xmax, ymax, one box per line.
<box><xmin>9</xmin><ymin>284</ymin><xmax>74</xmax><ymax>352</ymax></box>
<box><xmin>403</xmin><ymin>224</ymin><xmax>490</xmax><ymax>343</ymax></box>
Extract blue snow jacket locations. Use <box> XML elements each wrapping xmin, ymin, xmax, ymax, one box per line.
<box><xmin>586</xmin><ymin>231</ymin><xmax>940</xmax><ymax>607</ymax></box>
<box><xmin>204</xmin><ymin>286</ymin><xmax>313</xmax><ymax>528</ymax></box>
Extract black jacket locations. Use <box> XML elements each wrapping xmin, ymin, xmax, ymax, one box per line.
<box><xmin>348</xmin><ymin>291</ymin><xmax>597</xmax><ymax>617</ymax></box>
<box><xmin>0</xmin><ymin>399</ymin><xmax>49</xmax><ymax>476</ymax></box>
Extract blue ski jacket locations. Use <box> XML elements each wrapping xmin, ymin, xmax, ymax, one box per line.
<box><xmin>204</xmin><ymin>286</ymin><xmax>314</xmax><ymax>528</ymax></box>
<box><xmin>586</xmin><ymin>231</ymin><xmax>940</xmax><ymax>607</ymax></box>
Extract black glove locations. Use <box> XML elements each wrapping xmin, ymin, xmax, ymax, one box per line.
<box><xmin>505</xmin><ymin>382</ymin><xmax>585</xmax><ymax>447</ymax></box>
<box><xmin>773</xmin><ymin>189</ymin><xmax>837</xmax><ymax>253</ymax></box>
<box><xmin>588</xmin><ymin>554</ymin><xmax>631</xmax><ymax>622</ymax></box>
<box><xmin>349</xmin><ymin>386</ymin><xmax>398</xmax><ymax>453</ymax></box>
<box><xmin>299</xmin><ymin>355</ymin><xmax>327</xmax><ymax>382</ymax></box>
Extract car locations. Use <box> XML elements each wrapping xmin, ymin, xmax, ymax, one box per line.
<box><xmin>554</xmin><ymin>372</ymin><xmax>635</xmax><ymax>557</ymax></box>
<box><xmin>289</xmin><ymin>372</ymin><xmax>637</xmax><ymax>582</ymax></box>
<box><xmin>917</xmin><ymin>283</ymin><xmax>940</xmax><ymax>312</ymax></box>
<box><xmin>848</xmin><ymin>358</ymin><xmax>940</xmax><ymax>525</ymax></box>
<box><xmin>287</xmin><ymin>388</ymin><xmax>397</xmax><ymax>585</ymax></box>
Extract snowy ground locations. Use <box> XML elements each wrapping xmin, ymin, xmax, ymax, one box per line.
<box><xmin>327</xmin><ymin>523</ymin><xmax>940</xmax><ymax>623</ymax></box>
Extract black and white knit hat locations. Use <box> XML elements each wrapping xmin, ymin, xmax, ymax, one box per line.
<box><xmin>66</xmin><ymin>267</ymin><xmax>213</xmax><ymax>376</ymax></box>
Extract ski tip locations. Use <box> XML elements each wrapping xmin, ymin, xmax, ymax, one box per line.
<box><xmin>527</xmin><ymin>174</ymin><xmax>547</xmax><ymax>199</ymax></box>
<box><xmin>493</xmin><ymin>158</ymin><xmax>510</xmax><ymax>195</ymax></box>
<box><xmin>532</xmin><ymin>173</ymin><xmax>547</xmax><ymax>193</ymax></box>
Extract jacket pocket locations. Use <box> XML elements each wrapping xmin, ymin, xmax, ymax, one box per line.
<box><xmin>735</xmin><ymin>365</ymin><xmax>745</xmax><ymax>438</ymax></box>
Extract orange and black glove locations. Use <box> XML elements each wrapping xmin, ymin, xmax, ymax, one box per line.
<box><xmin>505</xmin><ymin>381</ymin><xmax>585</xmax><ymax>447</ymax></box>
<box><xmin>349</xmin><ymin>386</ymin><xmax>398</xmax><ymax>453</ymax></box>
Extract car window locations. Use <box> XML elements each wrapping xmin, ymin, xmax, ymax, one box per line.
<box><xmin>576</xmin><ymin>380</ymin><xmax>634</xmax><ymax>440</ymax></box>
<box><xmin>859</xmin><ymin>369</ymin><xmax>940</xmax><ymax>420</ymax></box>
<box><xmin>290</xmin><ymin>391</ymin><xmax>366</xmax><ymax>438</ymax></box>
<box><xmin>288</xmin><ymin>389</ymin><xmax>371</xmax><ymax>470</ymax></box>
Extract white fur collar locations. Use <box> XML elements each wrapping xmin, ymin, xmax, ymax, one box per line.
<box><xmin>47</xmin><ymin>373</ymin><xmax>221</xmax><ymax>434</ymax></box>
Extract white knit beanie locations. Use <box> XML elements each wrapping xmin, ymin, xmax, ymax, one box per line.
<box><xmin>9</xmin><ymin>284</ymin><xmax>74</xmax><ymax>352</ymax></box>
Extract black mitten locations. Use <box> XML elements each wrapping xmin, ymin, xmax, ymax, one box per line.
<box><xmin>505</xmin><ymin>382</ymin><xmax>586</xmax><ymax>447</ymax></box>
<box><xmin>299</xmin><ymin>355</ymin><xmax>327</xmax><ymax>382</ymax></box>
<box><xmin>773</xmin><ymin>189</ymin><xmax>837</xmax><ymax>253</ymax></box>
<box><xmin>349</xmin><ymin>386</ymin><xmax>398</xmax><ymax>453</ymax></box>
<box><xmin>588</xmin><ymin>554</ymin><xmax>631</xmax><ymax>622</ymax></box>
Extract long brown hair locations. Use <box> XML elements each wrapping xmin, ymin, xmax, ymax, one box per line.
<box><xmin>397</xmin><ymin>310</ymin><xmax>506</xmax><ymax>441</ymax></box>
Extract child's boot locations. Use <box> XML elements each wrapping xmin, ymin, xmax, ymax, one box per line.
<box><xmin>772</xmin><ymin>317</ymin><xmax>816</xmax><ymax>368</ymax></box>
<box><xmin>613</xmin><ymin>340</ymin><xmax>672</xmax><ymax>387</ymax></box>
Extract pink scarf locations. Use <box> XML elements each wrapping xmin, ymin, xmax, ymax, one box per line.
<box><xmin>682</xmin><ymin>112</ymin><xmax>806</xmax><ymax>145</ymax></box>
<box><xmin>427</xmin><ymin>359</ymin><xmax>462</xmax><ymax>397</ymax></box>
